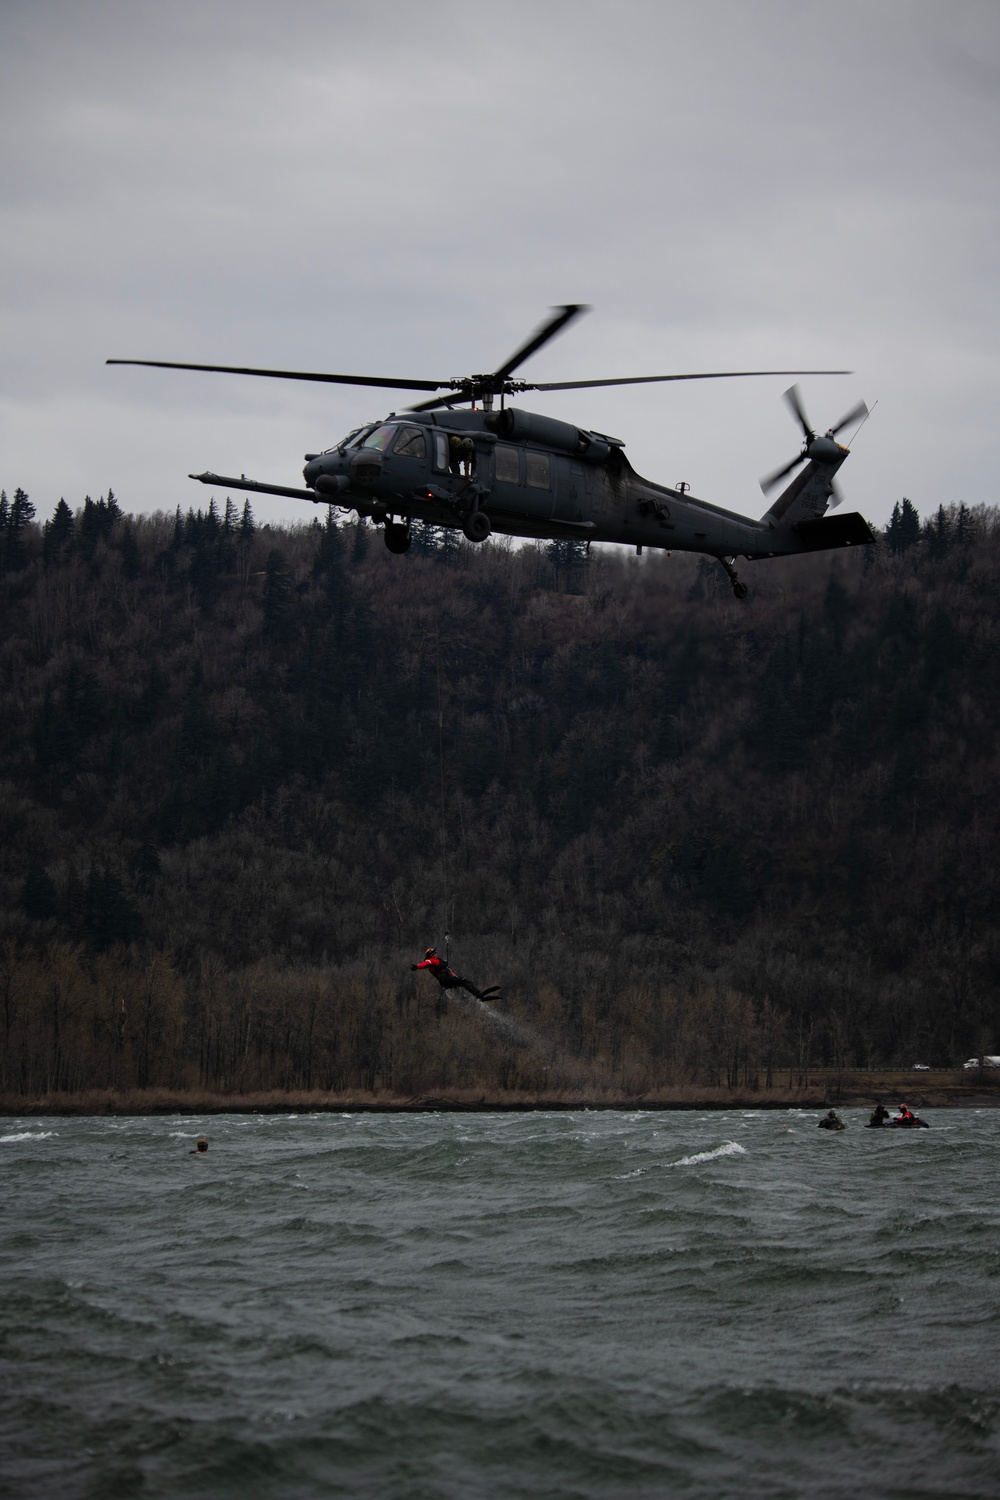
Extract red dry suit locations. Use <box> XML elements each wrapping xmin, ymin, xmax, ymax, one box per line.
<box><xmin>412</xmin><ymin>950</ymin><xmax>498</xmax><ymax>1003</ymax></box>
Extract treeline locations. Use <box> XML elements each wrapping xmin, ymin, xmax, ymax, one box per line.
<box><xmin>0</xmin><ymin>485</ymin><xmax>998</xmax><ymax>1098</ymax></box>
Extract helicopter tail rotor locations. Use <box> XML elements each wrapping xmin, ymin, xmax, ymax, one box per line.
<box><xmin>760</xmin><ymin>388</ymin><xmax>868</xmax><ymax>498</ymax></box>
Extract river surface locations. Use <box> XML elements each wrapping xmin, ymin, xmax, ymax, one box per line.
<box><xmin>2</xmin><ymin>1108</ymin><xmax>999</xmax><ymax>1498</ymax></box>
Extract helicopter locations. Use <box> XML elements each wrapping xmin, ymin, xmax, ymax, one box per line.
<box><xmin>107</xmin><ymin>304</ymin><xmax>874</xmax><ymax>598</ymax></box>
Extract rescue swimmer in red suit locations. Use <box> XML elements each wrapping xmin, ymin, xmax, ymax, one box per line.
<box><xmin>411</xmin><ymin>948</ymin><xmax>499</xmax><ymax>1002</ymax></box>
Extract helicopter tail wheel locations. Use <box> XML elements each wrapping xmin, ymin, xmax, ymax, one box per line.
<box><xmin>384</xmin><ymin>523</ymin><xmax>411</xmax><ymax>554</ymax></box>
<box><xmin>463</xmin><ymin>510</ymin><xmax>492</xmax><ymax>544</ymax></box>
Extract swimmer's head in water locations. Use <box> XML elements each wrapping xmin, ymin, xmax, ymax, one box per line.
<box><xmin>196</xmin><ymin>1136</ymin><xmax>208</xmax><ymax>1152</ymax></box>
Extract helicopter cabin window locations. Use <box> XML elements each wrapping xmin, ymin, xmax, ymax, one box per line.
<box><xmin>393</xmin><ymin>426</ymin><xmax>426</xmax><ymax>459</ymax></box>
<box><xmin>361</xmin><ymin>424</ymin><xmax>397</xmax><ymax>452</ymax></box>
<box><xmin>525</xmin><ymin>452</ymin><xmax>551</xmax><ymax>490</ymax></box>
<box><xmin>494</xmin><ymin>445</ymin><xmax>520</xmax><ymax>484</ymax></box>
<box><xmin>433</xmin><ymin>432</ymin><xmax>450</xmax><ymax>471</ymax></box>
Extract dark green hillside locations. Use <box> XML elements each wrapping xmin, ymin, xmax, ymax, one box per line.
<box><xmin>1</xmin><ymin>489</ymin><xmax>998</xmax><ymax>1098</ymax></box>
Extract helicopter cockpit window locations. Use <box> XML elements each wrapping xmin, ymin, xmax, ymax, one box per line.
<box><xmin>494</xmin><ymin>445</ymin><xmax>520</xmax><ymax>484</ymax></box>
<box><xmin>525</xmin><ymin>452</ymin><xmax>551</xmax><ymax>490</ymax></box>
<box><xmin>361</xmin><ymin>424</ymin><xmax>398</xmax><ymax>452</ymax></box>
<box><xmin>393</xmin><ymin>426</ymin><xmax>426</xmax><ymax>459</ymax></box>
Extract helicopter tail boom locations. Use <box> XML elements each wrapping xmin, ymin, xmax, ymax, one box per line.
<box><xmin>744</xmin><ymin>509</ymin><xmax>875</xmax><ymax>562</ymax></box>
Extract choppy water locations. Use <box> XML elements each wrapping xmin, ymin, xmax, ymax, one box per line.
<box><xmin>2</xmin><ymin>1108</ymin><xmax>999</xmax><ymax>1499</ymax></box>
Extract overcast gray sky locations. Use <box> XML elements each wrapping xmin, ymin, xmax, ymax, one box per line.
<box><xmin>2</xmin><ymin>0</ymin><xmax>998</xmax><ymax>528</ymax></box>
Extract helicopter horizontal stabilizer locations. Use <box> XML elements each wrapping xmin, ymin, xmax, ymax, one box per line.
<box><xmin>793</xmin><ymin>513</ymin><xmax>876</xmax><ymax>550</ymax></box>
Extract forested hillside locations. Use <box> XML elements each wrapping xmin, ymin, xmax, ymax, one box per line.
<box><xmin>1</xmin><ymin>487</ymin><xmax>998</xmax><ymax>1099</ymax></box>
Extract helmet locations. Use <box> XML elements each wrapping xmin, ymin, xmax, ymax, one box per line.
<box><xmin>425</xmin><ymin>947</ymin><xmax>437</xmax><ymax>958</ymax></box>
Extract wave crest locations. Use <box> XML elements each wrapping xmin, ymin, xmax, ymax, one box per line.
<box><xmin>670</xmin><ymin>1140</ymin><xmax>748</xmax><ymax>1167</ymax></box>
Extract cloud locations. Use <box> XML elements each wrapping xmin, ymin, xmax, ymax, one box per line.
<box><xmin>2</xmin><ymin>0</ymin><xmax>999</xmax><ymax>526</ymax></box>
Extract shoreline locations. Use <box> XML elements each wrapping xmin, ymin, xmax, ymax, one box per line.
<box><xmin>3</xmin><ymin>1078</ymin><xmax>999</xmax><ymax>1117</ymax></box>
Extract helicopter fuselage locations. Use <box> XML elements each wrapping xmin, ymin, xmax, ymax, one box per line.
<box><xmin>194</xmin><ymin>403</ymin><xmax>873</xmax><ymax>587</ymax></box>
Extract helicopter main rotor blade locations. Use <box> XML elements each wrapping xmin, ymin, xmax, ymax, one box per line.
<box><xmin>491</xmin><ymin>304</ymin><xmax>589</xmax><ymax>382</ymax></box>
<box><xmin>827</xmin><ymin>399</ymin><xmax>868</xmax><ymax>439</ymax></box>
<box><xmin>528</xmin><ymin>369</ymin><xmax>849</xmax><ymax>392</ymax></box>
<box><xmin>106</xmin><ymin>359</ymin><xmax>446</xmax><ymax>393</ymax></box>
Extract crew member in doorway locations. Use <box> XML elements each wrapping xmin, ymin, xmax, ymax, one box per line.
<box><xmin>449</xmin><ymin>435</ymin><xmax>475</xmax><ymax>478</ymax></box>
<box><xmin>411</xmin><ymin>947</ymin><xmax>499</xmax><ymax>1003</ymax></box>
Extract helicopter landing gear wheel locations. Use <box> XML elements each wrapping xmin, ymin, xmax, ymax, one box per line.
<box><xmin>463</xmin><ymin>510</ymin><xmax>491</xmax><ymax>544</ymax></box>
<box><xmin>384</xmin><ymin>523</ymin><xmax>411</xmax><ymax>554</ymax></box>
<box><xmin>732</xmin><ymin>581</ymin><xmax>748</xmax><ymax>600</ymax></box>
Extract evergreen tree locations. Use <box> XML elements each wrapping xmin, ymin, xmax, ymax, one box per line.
<box><xmin>437</xmin><ymin>524</ymin><xmax>459</xmax><ymax>566</ymax></box>
<box><xmin>217</xmin><ymin>498</ymin><xmax>238</xmax><ymax>573</ymax></box>
<box><xmin>136</xmin><ymin>660</ymin><xmax>169</xmax><ymax>727</ymax></box>
<box><xmin>43</xmin><ymin>498</ymin><xmax>75</xmax><ymax>565</ymax></box>
<box><xmin>900</xmin><ymin>497</ymin><xmax>921</xmax><ymax>549</ymax></box>
<box><xmin>410</xmin><ymin>520</ymin><xmax>439</xmax><ymax>557</ymax></box>
<box><xmin>178</xmin><ymin>661</ymin><xmax>216</xmax><ymax>772</ymax></box>
<box><xmin>118</xmin><ymin>521</ymin><xmax>141</xmax><ymax>579</ymax></box>
<box><xmin>885</xmin><ymin>502</ymin><xmax>902</xmax><ymax>551</ymax></box>
<box><xmin>886</xmin><ymin>497</ymin><xmax>921</xmax><ymax>553</ymax></box>
<box><xmin>82</xmin><ymin>864</ymin><xmax>143</xmax><ymax>950</ymax></box>
<box><xmin>352</xmin><ymin>517</ymin><xmax>369</xmax><ymax>563</ymax></box>
<box><xmin>955</xmin><ymin>503</ymin><xmax>973</xmax><ymax>547</ymax></box>
<box><xmin>3</xmin><ymin>488</ymin><xmax>36</xmax><ymax>572</ymax></box>
<box><xmin>132</xmin><ymin>840</ymin><xmax>162</xmax><ymax>891</ymax></box>
<box><xmin>546</xmin><ymin>537</ymin><xmax>590</xmax><ymax>591</ymax></box>
<box><xmin>312</xmin><ymin>506</ymin><xmax>345</xmax><ymax>590</ymax></box>
<box><xmin>263</xmin><ymin>548</ymin><xmax>292</xmax><ymax>636</ymax></box>
<box><xmin>239</xmin><ymin>499</ymin><xmax>256</xmax><ymax>542</ymax></box>
<box><xmin>823</xmin><ymin>573</ymin><xmax>851</xmax><ymax>645</ymax></box>
<box><xmin>924</xmin><ymin>504</ymin><xmax>951</xmax><ymax>561</ymax></box>
<box><xmin>20</xmin><ymin>864</ymin><xmax>59</xmax><ymax>921</ymax></box>
<box><xmin>78</xmin><ymin>493</ymin><xmax>120</xmax><ymax>559</ymax></box>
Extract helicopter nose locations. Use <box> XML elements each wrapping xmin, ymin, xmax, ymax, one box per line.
<box><xmin>303</xmin><ymin>456</ymin><xmax>324</xmax><ymax>486</ymax></box>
